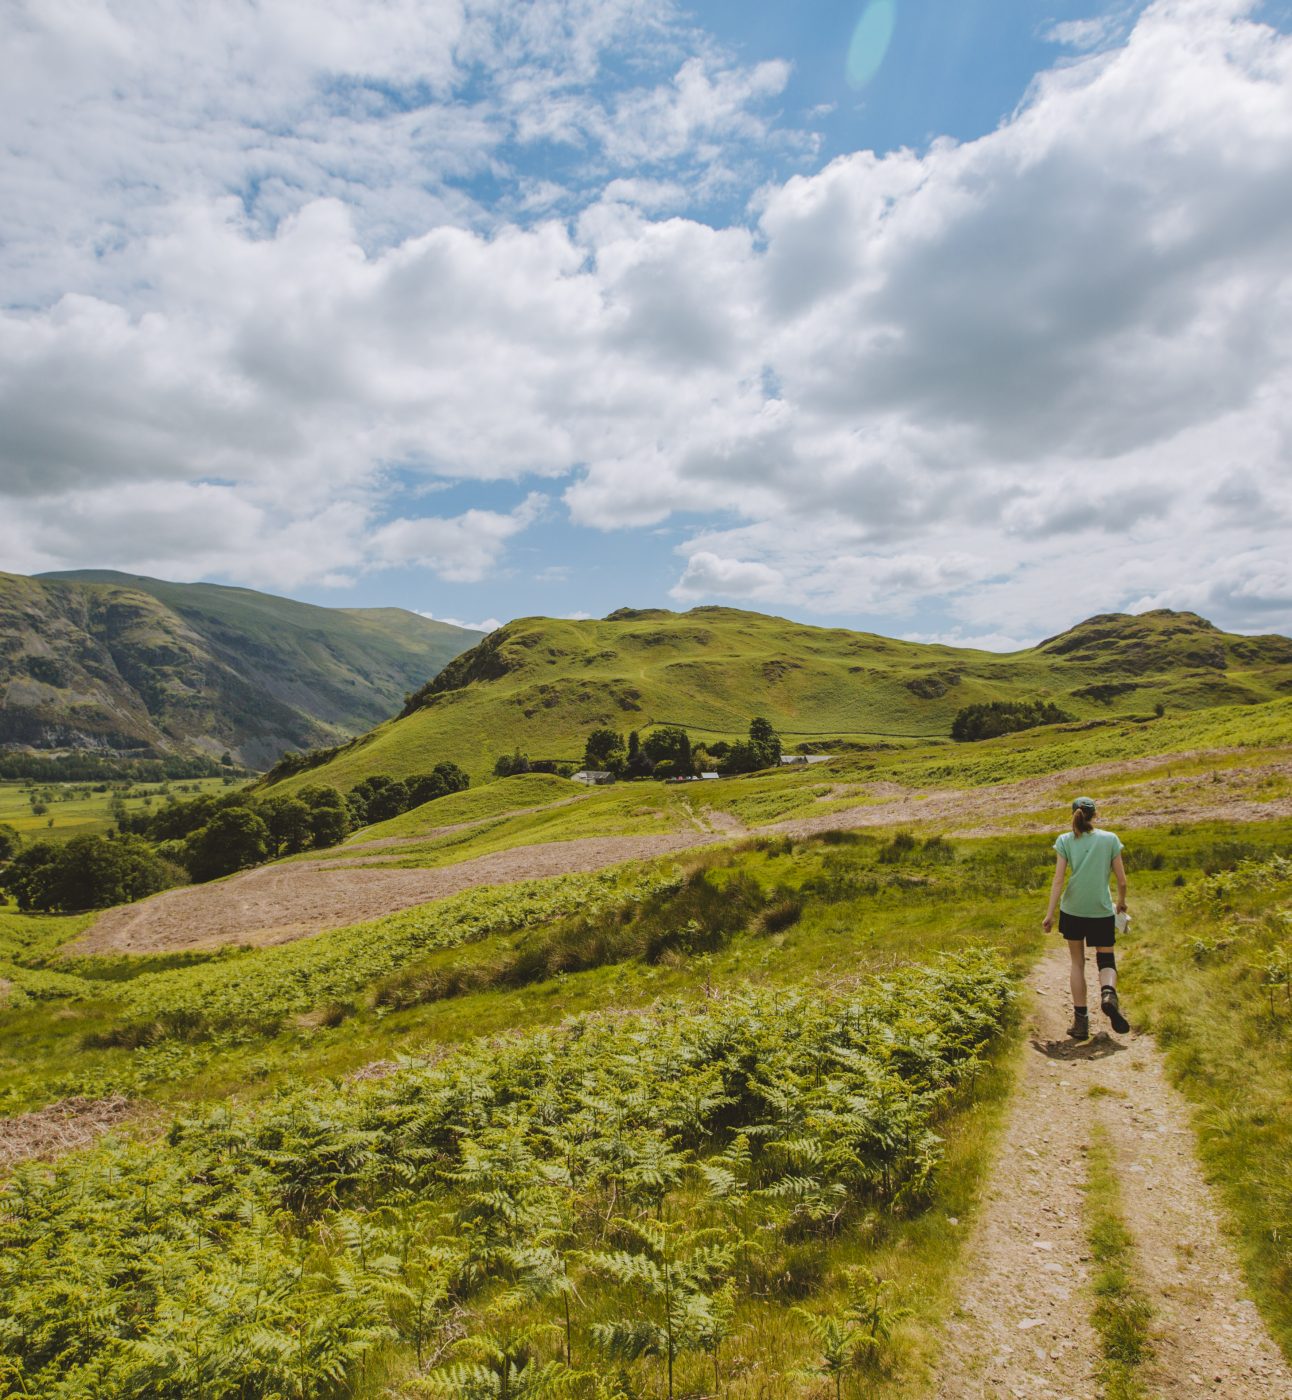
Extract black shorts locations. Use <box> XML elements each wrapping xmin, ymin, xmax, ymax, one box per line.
<box><xmin>1059</xmin><ymin>911</ymin><xmax>1116</xmax><ymax>945</ymax></box>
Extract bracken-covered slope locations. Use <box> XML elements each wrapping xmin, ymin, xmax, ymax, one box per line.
<box><xmin>268</xmin><ymin>605</ymin><xmax>1292</xmax><ymax>789</ymax></box>
<box><xmin>0</xmin><ymin>570</ymin><xmax>482</xmax><ymax>767</ymax></box>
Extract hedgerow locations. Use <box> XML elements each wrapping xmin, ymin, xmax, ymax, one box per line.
<box><xmin>0</xmin><ymin>952</ymin><xmax>1012</xmax><ymax>1399</ymax></box>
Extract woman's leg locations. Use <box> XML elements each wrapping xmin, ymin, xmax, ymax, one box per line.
<box><xmin>1096</xmin><ymin>947</ymin><xmax>1131</xmax><ymax>1031</ymax></box>
<box><xmin>1068</xmin><ymin>939</ymin><xmax>1087</xmax><ymax>1009</ymax></box>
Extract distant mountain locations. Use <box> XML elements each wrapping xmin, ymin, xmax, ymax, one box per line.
<box><xmin>266</xmin><ymin>605</ymin><xmax>1292</xmax><ymax>790</ymax></box>
<box><xmin>0</xmin><ymin>570</ymin><xmax>482</xmax><ymax>767</ymax></box>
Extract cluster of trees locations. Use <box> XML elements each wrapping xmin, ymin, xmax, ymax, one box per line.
<box><xmin>1</xmin><ymin>833</ymin><xmax>183</xmax><ymax>913</ymax></box>
<box><xmin>0</xmin><ymin>752</ymin><xmax>239</xmax><ymax>782</ymax></box>
<box><xmin>0</xmin><ymin>762</ymin><xmax>471</xmax><ymax>912</ymax></box>
<box><xmin>578</xmin><ymin>718</ymin><xmax>783</xmax><ymax>779</ymax></box>
<box><xmin>950</xmin><ymin>699</ymin><xmax>1074</xmax><ymax>742</ymax></box>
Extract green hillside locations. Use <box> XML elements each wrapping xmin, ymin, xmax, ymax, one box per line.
<box><xmin>268</xmin><ymin>605</ymin><xmax>1292</xmax><ymax>791</ymax></box>
<box><xmin>1</xmin><ymin>571</ymin><xmax>481</xmax><ymax>768</ymax></box>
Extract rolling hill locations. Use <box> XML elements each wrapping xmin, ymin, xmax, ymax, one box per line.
<box><xmin>0</xmin><ymin>570</ymin><xmax>482</xmax><ymax>768</ymax></box>
<box><xmin>266</xmin><ymin>604</ymin><xmax>1292</xmax><ymax>791</ymax></box>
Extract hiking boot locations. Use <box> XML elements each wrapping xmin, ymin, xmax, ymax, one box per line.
<box><xmin>1068</xmin><ymin>1009</ymin><xmax>1089</xmax><ymax>1040</ymax></box>
<box><xmin>1101</xmin><ymin>986</ymin><xmax>1131</xmax><ymax>1035</ymax></box>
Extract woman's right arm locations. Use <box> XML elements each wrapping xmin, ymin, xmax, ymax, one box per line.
<box><xmin>1043</xmin><ymin>855</ymin><xmax>1066</xmax><ymax>932</ymax></box>
<box><xmin>1112</xmin><ymin>853</ymin><xmax>1128</xmax><ymax>912</ymax></box>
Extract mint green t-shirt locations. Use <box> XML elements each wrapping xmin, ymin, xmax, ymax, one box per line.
<box><xmin>1054</xmin><ymin>828</ymin><xmax>1123</xmax><ymax>918</ymax></box>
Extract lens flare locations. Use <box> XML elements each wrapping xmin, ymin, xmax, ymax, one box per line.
<box><xmin>846</xmin><ymin>0</ymin><xmax>896</xmax><ymax>90</ymax></box>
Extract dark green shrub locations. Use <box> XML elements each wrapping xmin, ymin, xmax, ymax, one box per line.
<box><xmin>0</xmin><ymin>833</ymin><xmax>182</xmax><ymax>911</ymax></box>
<box><xmin>951</xmin><ymin>699</ymin><xmax>1074</xmax><ymax>741</ymax></box>
<box><xmin>184</xmin><ymin>808</ymin><xmax>272</xmax><ymax>882</ymax></box>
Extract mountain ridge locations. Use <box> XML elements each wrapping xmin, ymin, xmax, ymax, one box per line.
<box><xmin>2</xmin><ymin>570</ymin><xmax>483</xmax><ymax>767</ymax></box>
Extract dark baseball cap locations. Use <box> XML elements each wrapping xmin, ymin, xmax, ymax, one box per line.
<box><xmin>1071</xmin><ymin>796</ymin><xmax>1097</xmax><ymax>812</ymax></box>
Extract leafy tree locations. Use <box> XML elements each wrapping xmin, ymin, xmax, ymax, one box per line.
<box><xmin>298</xmin><ymin>784</ymin><xmax>351</xmax><ymax>848</ymax></box>
<box><xmin>495</xmin><ymin>750</ymin><xmax>532</xmax><ymax>778</ymax></box>
<box><xmin>0</xmin><ymin>834</ymin><xmax>180</xmax><ymax>911</ymax></box>
<box><xmin>583</xmin><ymin>729</ymin><xmax>625</xmax><ymax>773</ymax></box>
<box><xmin>625</xmin><ymin>729</ymin><xmax>653</xmax><ymax>779</ymax></box>
<box><xmin>719</xmin><ymin>718</ymin><xmax>783</xmax><ymax>774</ymax></box>
<box><xmin>406</xmin><ymin>762</ymin><xmax>471</xmax><ymax>808</ymax></box>
<box><xmin>644</xmin><ymin>728</ymin><xmax>693</xmax><ymax>779</ymax></box>
<box><xmin>259</xmin><ymin>795</ymin><xmax>315</xmax><ymax>855</ymax></box>
<box><xmin>749</xmin><ymin>716</ymin><xmax>782</xmax><ymax>765</ymax></box>
<box><xmin>184</xmin><ymin>807</ymin><xmax>271</xmax><ymax>882</ymax></box>
<box><xmin>0</xmin><ymin>822</ymin><xmax>20</xmax><ymax>861</ymax></box>
<box><xmin>367</xmin><ymin>779</ymin><xmax>412</xmax><ymax>823</ymax></box>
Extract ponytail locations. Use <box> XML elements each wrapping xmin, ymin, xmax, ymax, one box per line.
<box><xmin>1072</xmin><ymin>806</ymin><xmax>1094</xmax><ymax>836</ymax></box>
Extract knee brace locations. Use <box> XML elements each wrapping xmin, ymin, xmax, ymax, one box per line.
<box><xmin>1096</xmin><ymin>950</ymin><xmax>1116</xmax><ymax>972</ymax></box>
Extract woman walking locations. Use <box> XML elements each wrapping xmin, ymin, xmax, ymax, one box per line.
<box><xmin>1043</xmin><ymin>795</ymin><xmax>1131</xmax><ymax>1039</ymax></box>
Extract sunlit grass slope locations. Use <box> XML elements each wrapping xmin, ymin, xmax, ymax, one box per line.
<box><xmin>269</xmin><ymin>606</ymin><xmax>1292</xmax><ymax>790</ymax></box>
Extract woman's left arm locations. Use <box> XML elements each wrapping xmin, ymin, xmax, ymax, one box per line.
<box><xmin>1112</xmin><ymin>853</ymin><xmax>1128</xmax><ymax>912</ymax></box>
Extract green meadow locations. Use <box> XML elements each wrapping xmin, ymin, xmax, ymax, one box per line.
<box><xmin>0</xmin><ymin>776</ymin><xmax>247</xmax><ymax>843</ymax></box>
<box><xmin>2</xmin><ymin>670</ymin><xmax>1291</xmax><ymax>1396</ymax></box>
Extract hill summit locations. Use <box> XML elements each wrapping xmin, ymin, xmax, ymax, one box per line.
<box><xmin>271</xmin><ymin>606</ymin><xmax>1292</xmax><ymax>791</ymax></box>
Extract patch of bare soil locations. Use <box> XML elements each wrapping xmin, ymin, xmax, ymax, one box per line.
<box><xmin>69</xmin><ymin>832</ymin><xmax>715</xmax><ymax>955</ymax></box>
<box><xmin>933</xmin><ymin>943</ymin><xmax>1292</xmax><ymax>1398</ymax></box>
<box><xmin>0</xmin><ymin>1096</ymin><xmax>145</xmax><ymax>1175</ymax></box>
<box><xmin>699</xmin><ymin>808</ymin><xmax>747</xmax><ymax>835</ymax></box>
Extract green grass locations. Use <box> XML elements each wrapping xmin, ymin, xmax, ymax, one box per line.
<box><xmin>267</xmin><ymin>607</ymin><xmax>1292</xmax><ymax>791</ymax></box>
<box><xmin>0</xmin><ymin>776</ymin><xmax>245</xmax><ymax>842</ymax></box>
<box><xmin>1122</xmin><ymin>855</ymin><xmax>1292</xmax><ymax>1357</ymax></box>
<box><xmin>1084</xmin><ymin>1126</ymin><xmax>1155</xmax><ymax>1399</ymax></box>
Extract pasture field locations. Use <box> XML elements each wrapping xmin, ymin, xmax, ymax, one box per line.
<box><xmin>0</xmin><ymin>775</ymin><xmax>247</xmax><ymax>842</ymax></box>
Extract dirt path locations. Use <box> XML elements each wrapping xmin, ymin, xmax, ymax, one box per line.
<box><xmin>933</xmin><ymin>942</ymin><xmax>1292</xmax><ymax>1398</ymax></box>
<box><xmin>68</xmin><ymin>832</ymin><xmax>715</xmax><ymax>955</ymax></box>
<box><xmin>66</xmin><ymin>751</ymin><xmax>1292</xmax><ymax>958</ymax></box>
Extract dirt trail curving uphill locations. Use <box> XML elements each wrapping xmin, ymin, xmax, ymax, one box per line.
<box><xmin>67</xmin><ymin>751</ymin><xmax>1291</xmax><ymax>957</ymax></box>
<box><xmin>933</xmin><ymin>942</ymin><xmax>1292</xmax><ymax>1398</ymax></box>
<box><xmin>69</xmin><ymin>832</ymin><xmax>715</xmax><ymax>954</ymax></box>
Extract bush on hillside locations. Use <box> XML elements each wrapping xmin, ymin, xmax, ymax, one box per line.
<box><xmin>950</xmin><ymin>699</ymin><xmax>1074</xmax><ymax>742</ymax></box>
<box><xmin>719</xmin><ymin>717</ymin><xmax>784</xmax><ymax>774</ymax></box>
<box><xmin>347</xmin><ymin>764</ymin><xmax>470</xmax><ymax>824</ymax></box>
<box><xmin>0</xmin><ymin>834</ymin><xmax>183</xmax><ymax>912</ymax></box>
<box><xmin>494</xmin><ymin>749</ymin><xmax>532</xmax><ymax>777</ymax></box>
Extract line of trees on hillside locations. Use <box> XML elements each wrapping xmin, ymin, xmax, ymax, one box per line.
<box><xmin>0</xmin><ymin>762</ymin><xmax>469</xmax><ymax>913</ymax></box>
<box><xmin>950</xmin><ymin>699</ymin><xmax>1074</xmax><ymax>742</ymax></box>
<box><xmin>495</xmin><ymin>718</ymin><xmax>784</xmax><ymax>781</ymax></box>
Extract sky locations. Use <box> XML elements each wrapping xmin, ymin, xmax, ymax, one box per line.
<box><xmin>1</xmin><ymin>0</ymin><xmax>1290</xmax><ymax>648</ymax></box>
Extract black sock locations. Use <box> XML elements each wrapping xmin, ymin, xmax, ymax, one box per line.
<box><xmin>1073</xmin><ymin>1005</ymin><xmax>1087</xmax><ymax>1015</ymax></box>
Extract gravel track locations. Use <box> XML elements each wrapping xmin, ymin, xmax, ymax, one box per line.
<box><xmin>933</xmin><ymin>942</ymin><xmax>1292</xmax><ymax>1398</ymax></box>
